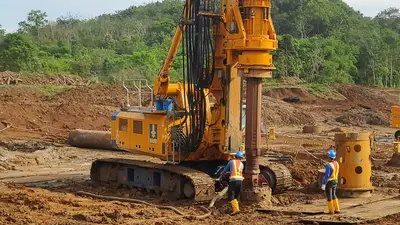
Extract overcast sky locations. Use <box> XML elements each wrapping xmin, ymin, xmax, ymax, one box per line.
<box><xmin>0</xmin><ymin>0</ymin><xmax>399</xmax><ymax>32</ymax></box>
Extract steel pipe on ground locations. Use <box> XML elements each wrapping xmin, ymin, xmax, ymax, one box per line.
<box><xmin>68</xmin><ymin>129</ymin><xmax>113</xmax><ymax>150</ymax></box>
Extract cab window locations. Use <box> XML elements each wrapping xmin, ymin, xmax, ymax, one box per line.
<box><xmin>119</xmin><ymin>119</ymin><xmax>128</xmax><ymax>131</ymax></box>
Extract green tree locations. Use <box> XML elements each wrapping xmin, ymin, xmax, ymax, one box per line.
<box><xmin>379</xmin><ymin>29</ymin><xmax>400</xmax><ymax>87</ymax></box>
<box><xmin>375</xmin><ymin>7</ymin><xmax>400</xmax><ymax>33</ymax></box>
<box><xmin>0</xmin><ymin>0</ymin><xmax>397</xmax><ymax>87</ymax></box>
<box><xmin>274</xmin><ymin>35</ymin><xmax>302</xmax><ymax>78</ymax></box>
<box><xmin>0</xmin><ymin>33</ymin><xmax>41</xmax><ymax>72</ymax></box>
<box><xmin>18</xmin><ymin>10</ymin><xmax>48</xmax><ymax>41</ymax></box>
<box><xmin>275</xmin><ymin>36</ymin><xmax>359</xmax><ymax>84</ymax></box>
<box><xmin>0</xmin><ymin>25</ymin><xmax>5</xmax><ymax>44</ymax></box>
<box><xmin>0</xmin><ymin>24</ymin><xmax>5</xmax><ymax>37</ymax></box>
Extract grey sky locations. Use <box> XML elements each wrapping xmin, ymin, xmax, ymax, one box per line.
<box><xmin>0</xmin><ymin>0</ymin><xmax>399</xmax><ymax>33</ymax></box>
<box><xmin>346</xmin><ymin>0</ymin><xmax>399</xmax><ymax>16</ymax></box>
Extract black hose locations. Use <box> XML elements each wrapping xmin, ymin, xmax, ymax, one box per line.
<box><xmin>180</xmin><ymin>0</ymin><xmax>215</xmax><ymax>152</ymax></box>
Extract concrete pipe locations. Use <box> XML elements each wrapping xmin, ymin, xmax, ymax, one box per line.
<box><xmin>68</xmin><ymin>129</ymin><xmax>113</xmax><ymax>150</ymax></box>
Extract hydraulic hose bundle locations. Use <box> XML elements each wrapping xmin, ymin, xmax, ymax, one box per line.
<box><xmin>181</xmin><ymin>0</ymin><xmax>216</xmax><ymax>152</ymax></box>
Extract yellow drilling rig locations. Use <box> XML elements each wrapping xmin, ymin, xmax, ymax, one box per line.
<box><xmin>90</xmin><ymin>0</ymin><xmax>292</xmax><ymax>202</ymax></box>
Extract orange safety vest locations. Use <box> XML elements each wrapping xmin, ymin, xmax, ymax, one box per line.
<box><xmin>229</xmin><ymin>159</ymin><xmax>244</xmax><ymax>180</ymax></box>
<box><xmin>328</xmin><ymin>161</ymin><xmax>339</xmax><ymax>181</ymax></box>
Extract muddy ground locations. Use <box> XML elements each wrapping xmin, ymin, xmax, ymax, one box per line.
<box><xmin>0</xmin><ymin>74</ymin><xmax>400</xmax><ymax>224</ymax></box>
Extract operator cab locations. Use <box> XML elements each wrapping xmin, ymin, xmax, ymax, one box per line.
<box><xmin>111</xmin><ymin>79</ymin><xmax>176</xmax><ymax>161</ymax></box>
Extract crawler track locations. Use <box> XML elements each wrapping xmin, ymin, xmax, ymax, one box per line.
<box><xmin>90</xmin><ymin>157</ymin><xmax>292</xmax><ymax>202</ymax></box>
<box><xmin>90</xmin><ymin>158</ymin><xmax>215</xmax><ymax>203</ymax></box>
<box><xmin>259</xmin><ymin>159</ymin><xmax>293</xmax><ymax>194</ymax></box>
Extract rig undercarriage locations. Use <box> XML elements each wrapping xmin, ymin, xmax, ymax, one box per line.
<box><xmin>90</xmin><ymin>157</ymin><xmax>292</xmax><ymax>203</ymax></box>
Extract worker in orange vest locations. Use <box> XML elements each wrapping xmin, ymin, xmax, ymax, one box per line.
<box><xmin>221</xmin><ymin>151</ymin><xmax>244</xmax><ymax>215</ymax></box>
<box><xmin>321</xmin><ymin>149</ymin><xmax>340</xmax><ymax>214</ymax></box>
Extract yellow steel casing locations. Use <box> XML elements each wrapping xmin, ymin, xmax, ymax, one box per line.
<box><xmin>391</xmin><ymin>106</ymin><xmax>400</xmax><ymax>128</ymax></box>
<box><xmin>393</xmin><ymin>142</ymin><xmax>400</xmax><ymax>154</ymax></box>
<box><xmin>111</xmin><ymin>111</ymin><xmax>168</xmax><ymax>159</ymax></box>
<box><xmin>238</xmin><ymin>52</ymin><xmax>273</xmax><ymax>67</ymax></box>
<box><xmin>268</xmin><ymin>127</ymin><xmax>276</xmax><ymax>140</ymax></box>
<box><xmin>334</xmin><ymin>132</ymin><xmax>373</xmax><ymax>192</ymax></box>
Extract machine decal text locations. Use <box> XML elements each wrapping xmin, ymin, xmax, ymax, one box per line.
<box><xmin>150</xmin><ymin>124</ymin><xmax>158</xmax><ymax>144</ymax></box>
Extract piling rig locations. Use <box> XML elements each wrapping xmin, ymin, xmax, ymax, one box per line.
<box><xmin>90</xmin><ymin>0</ymin><xmax>292</xmax><ymax>203</ymax></box>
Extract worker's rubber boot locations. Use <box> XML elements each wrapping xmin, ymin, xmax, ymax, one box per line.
<box><xmin>326</xmin><ymin>201</ymin><xmax>334</xmax><ymax>214</ymax></box>
<box><xmin>333</xmin><ymin>199</ymin><xmax>340</xmax><ymax>213</ymax></box>
<box><xmin>230</xmin><ymin>199</ymin><xmax>240</xmax><ymax>216</ymax></box>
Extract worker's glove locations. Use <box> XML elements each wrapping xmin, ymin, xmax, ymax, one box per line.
<box><xmin>321</xmin><ymin>184</ymin><xmax>326</xmax><ymax>191</ymax></box>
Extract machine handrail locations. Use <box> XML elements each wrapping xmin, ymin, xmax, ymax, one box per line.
<box><xmin>122</xmin><ymin>79</ymin><xmax>154</xmax><ymax>109</ymax></box>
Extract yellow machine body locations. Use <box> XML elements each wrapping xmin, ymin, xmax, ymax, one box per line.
<box><xmin>111</xmin><ymin>111</ymin><xmax>168</xmax><ymax>159</ymax></box>
<box><xmin>111</xmin><ymin>0</ymin><xmax>277</xmax><ymax>162</ymax></box>
<box><xmin>334</xmin><ymin>132</ymin><xmax>373</xmax><ymax>197</ymax></box>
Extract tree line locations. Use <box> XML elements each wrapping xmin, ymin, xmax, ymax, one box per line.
<box><xmin>0</xmin><ymin>1</ymin><xmax>182</xmax><ymax>83</ymax></box>
<box><xmin>0</xmin><ymin>0</ymin><xmax>399</xmax><ymax>87</ymax></box>
<box><xmin>273</xmin><ymin>0</ymin><xmax>400</xmax><ymax>87</ymax></box>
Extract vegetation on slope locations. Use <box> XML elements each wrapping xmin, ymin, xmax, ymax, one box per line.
<box><xmin>0</xmin><ymin>0</ymin><xmax>399</xmax><ymax>87</ymax></box>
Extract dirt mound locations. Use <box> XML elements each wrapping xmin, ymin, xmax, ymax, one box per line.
<box><xmin>373</xmin><ymin>213</ymin><xmax>400</xmax><ymax>225</ymax></box>
<box><xmin>0</xmin><ymin>184</ymin><xmax>166</xmax><ymax>225</ymax></box>
<box><xmin>0</xmin><ymin>85</ymin><xmax>126</xmax><ymax>137</ymax></box>
<box><xmin>262</xmin><ymin>85</ymin><xmax>398</xmax><ymax>127</ymax></box>
<box><xmin>336</xmin><ymin>85</ymin><xmax>398</xmax><ymax>112</ymax></box>
<box><xmin>54</xmin><ymin>85</ymin><xmax>125</xmax><ymax>105</ymax></box>
<box><xmin>265</xmin><ymin>87</ymin><xmax>317</xmax><ymax>102</ymax></box>
<box><xmin>287</xmin><ymin>160</ymin><xmax>320</xmax><ymax>186</ymax></box>
<box><xmin>262</xmin><ymin>96</ymin><xmax>315</xmax><ymax>125</ymax></box>
<box><xmin>335</xmin><ymin>106</ymin><xmax>389</xmax><ymax>126</ymax></box>
<box><xmin>0</xmin><ymin>72</ymin><xmax>92</xmax><ymax>86</ymax></box>
<box><xmin>0</xmin><ymin>79</ymin><xmax>397</xmax><ymax>140</ymax></box>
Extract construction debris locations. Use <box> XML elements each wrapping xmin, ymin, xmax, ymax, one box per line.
<box><xmin>0</xmin><ymin>72</ymin><xmax>22</xmax><ymax>85</ymax></box>
<box><xmin>0</xmin><ymin>72</ymin><xmax>92</xmax><ymax>86</ymax></box>
<box><xmin>0</xmin><ymin>121</ymin><xmax>12</xmax><ymax>132</ymax></box>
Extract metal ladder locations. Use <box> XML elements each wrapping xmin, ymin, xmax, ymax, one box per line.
<box><xmin>165</xmin><ymin>103</ymin><xmax>181</xmax><ymax>165</ymax></box>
